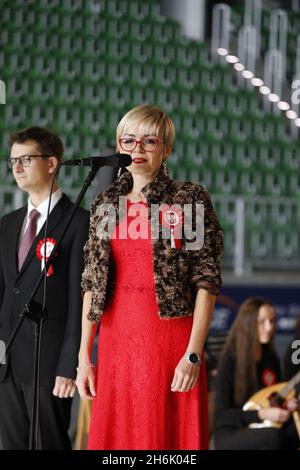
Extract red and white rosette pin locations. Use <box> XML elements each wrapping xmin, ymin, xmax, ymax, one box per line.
<box><xmin>160</xmin><ymin>205</ymin><xmax>183</xmax><ymax>249</ymax></box>
<box><xmin>36</xmin><ymin>238</ymin><xmax>57</xmax><ymax>277</ymax></box>
<box><xmin>262</xmin><ymin>368</ymin><xmax>277</xmax><ymax>387</ymax></box>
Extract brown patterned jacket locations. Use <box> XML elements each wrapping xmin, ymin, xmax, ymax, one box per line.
<box><xmin>81</xmin><ymin>166</ymin><xmax>223</xmax><ymax>323</ymax></box>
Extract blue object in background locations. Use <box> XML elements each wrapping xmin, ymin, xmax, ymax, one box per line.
<box><xmin>213</xmin><ymin>286</ymin><xmax>300</xmax><ymax>360</ymax></box>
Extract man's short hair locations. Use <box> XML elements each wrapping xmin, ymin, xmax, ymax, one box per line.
<box><xmin>8</xmin><ymin>126</ymin><xmax>64</xmax><ymax>163</ymax></box>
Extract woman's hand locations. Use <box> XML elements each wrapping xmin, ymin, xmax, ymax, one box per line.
<box><xmin>75</xmin><ymin>363</ymin><xmax>96</xmax><ymax>400</ymax></box>
<box><xmin>171</xmin><ymin>356</ymin><xmax>200</xmax><ymax>393</ymax></box>
<box><xmin>258</xmin><ymin>407</ymin><xmax>291</xmax><ymax>423</ymax></box>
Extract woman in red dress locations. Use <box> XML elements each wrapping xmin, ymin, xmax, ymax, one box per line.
<box><xmin>76</xmin><ymin>104</ymin><xmax>223</xmax><ymax>450</ymax></box>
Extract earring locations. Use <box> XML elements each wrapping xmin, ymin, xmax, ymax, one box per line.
<box><xmin>162</xmin><ymin>160</ymin><xmax>169</xmax><ymax>177</ymax></box>
<box><xmin>117</xmin><ymin>167</ymin><xmax>122</xmax><ymax>178</ymax></box>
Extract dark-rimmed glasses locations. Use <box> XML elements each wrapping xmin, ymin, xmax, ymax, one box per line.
<box><xmin>119</xmin><ymin>137</ymin><xmax>165</xmax><ymax>152</ymax></box>
<box><xmin>7</xmin><ymin>154</ymin><xmax>53</xmax><ymax>169</ymax></box>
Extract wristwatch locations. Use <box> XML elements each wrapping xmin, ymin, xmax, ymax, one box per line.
<box><xmin>185</xmin><ymin>352</ymin><xmax>201</xmax><ymax>366</ymax></box>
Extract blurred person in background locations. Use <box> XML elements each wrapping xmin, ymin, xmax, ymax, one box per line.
<box><xmin>213</xmin><ymin>297</ymin><xmax>299</xmax><ymax>450</ymax></box>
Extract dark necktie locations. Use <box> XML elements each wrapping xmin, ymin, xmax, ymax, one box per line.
<box><xmin>18</xmin><ymin>209</ymin><xmax>40</xmax><ymax>271</ymax></box>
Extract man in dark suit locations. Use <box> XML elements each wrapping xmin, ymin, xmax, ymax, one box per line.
<box><xmin>0</xmin><ymin>127</ymin><xmax>89</xmax><ymax>449</ymax></box>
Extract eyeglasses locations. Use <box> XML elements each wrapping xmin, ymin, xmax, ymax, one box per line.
<box><xmin>119</xmin><ymin>137</ymin><xmax>165</xmax><ymax>152</ymax></box>
<box><xmin>7</xmin><ymin>154</ymin><xmax>52</xmax><ymax>169</ymax></box>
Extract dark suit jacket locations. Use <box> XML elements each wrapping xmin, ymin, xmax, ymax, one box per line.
<box><xmin>0</xmin><ymin>194</ymin><xmax>89</xmax><ymax>387</ymax></box>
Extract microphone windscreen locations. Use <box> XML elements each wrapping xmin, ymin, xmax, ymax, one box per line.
<box><xmin>118</xmin><ymin>154</ymin><xmax>132</xmax><ymax>167</ymax></box>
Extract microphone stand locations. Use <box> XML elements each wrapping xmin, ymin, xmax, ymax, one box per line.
<box><xmin>1</xmin><ymin>159</ymin><xmax>104</xmax><ymax>450</ymax></box>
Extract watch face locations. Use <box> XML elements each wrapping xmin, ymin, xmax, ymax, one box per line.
<box><xmin>189</xmin><ymin>353</ymin><xmax>199</xmax><ymax>364</ymax></box>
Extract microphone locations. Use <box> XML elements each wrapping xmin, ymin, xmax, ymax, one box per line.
<box><xmin>62</xmin><ymin>153</ymin><xmax>132</xmax><ymax>167</ymax></box>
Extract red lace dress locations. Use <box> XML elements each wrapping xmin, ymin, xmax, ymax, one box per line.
<box><xmin>87</xmin><ymin>199</ymin><xmax>209</xmax><ymax>450</ymax></box>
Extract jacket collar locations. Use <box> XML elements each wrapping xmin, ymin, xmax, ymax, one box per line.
<box><xmin>16</xmin><ymin>194</ymin><xmax>71</xmax><ymax>280</ymax></box>
<box><xmin>103</xmin><ymin>165</ymin><xmax>173</xmax><ymax>206</ymax></box>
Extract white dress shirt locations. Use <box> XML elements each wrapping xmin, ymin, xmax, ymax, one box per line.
<box><xmin>19</xmin><ymin>190</ymin><xmax>63</xmax><ymax>244</ymax></box>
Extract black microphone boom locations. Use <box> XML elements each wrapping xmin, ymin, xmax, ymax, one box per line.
<box><xmin>62</xmin><ymin>153</ymin><xmax>132</xmax><ymax>167</ymax></box>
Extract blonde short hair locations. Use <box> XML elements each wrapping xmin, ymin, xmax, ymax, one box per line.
<box><xmin>116</xmin><ymin>104</ymin><xmax>175</xmax><ymax>151</ymax></box>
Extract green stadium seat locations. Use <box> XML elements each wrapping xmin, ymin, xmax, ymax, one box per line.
<box><xmin>238</xmin><ymin>169</ymin><xmax>262</xmax><ymax>195</ymax></box>
<box><xmin>0</xmin><ymin>0</ymin><xmax>299</xmax><ymax>269</ymax></box>
<box><xmin>213</xmin><ymin>168</ymin><xmax>238</xmax><ymax>194</ymax></box>
<box><xmin>287</xmin><ymin>172</ymin><xmax>300</xmax><ymax>197</ymax></box>
<box><xmin>263</xmin><ymin>171</ymin><xmax>288</xmax><ymax>196</ymax></box>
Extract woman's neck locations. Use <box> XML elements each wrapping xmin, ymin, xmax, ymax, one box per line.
<box><xmin>128</xmin><ymin>172</ymin><xmax>157</xmax><ymax>201</ymax></box>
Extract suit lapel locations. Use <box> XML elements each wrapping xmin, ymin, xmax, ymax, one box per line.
<box><xmin>7</xmin><ymin>207</ymin><xmax>27</xmax><ymax>278</ymax></box>
<box><xmin>16</xmin><ymin>195</ymin><xmax>71</xmax><ymax>280</ymax></box>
